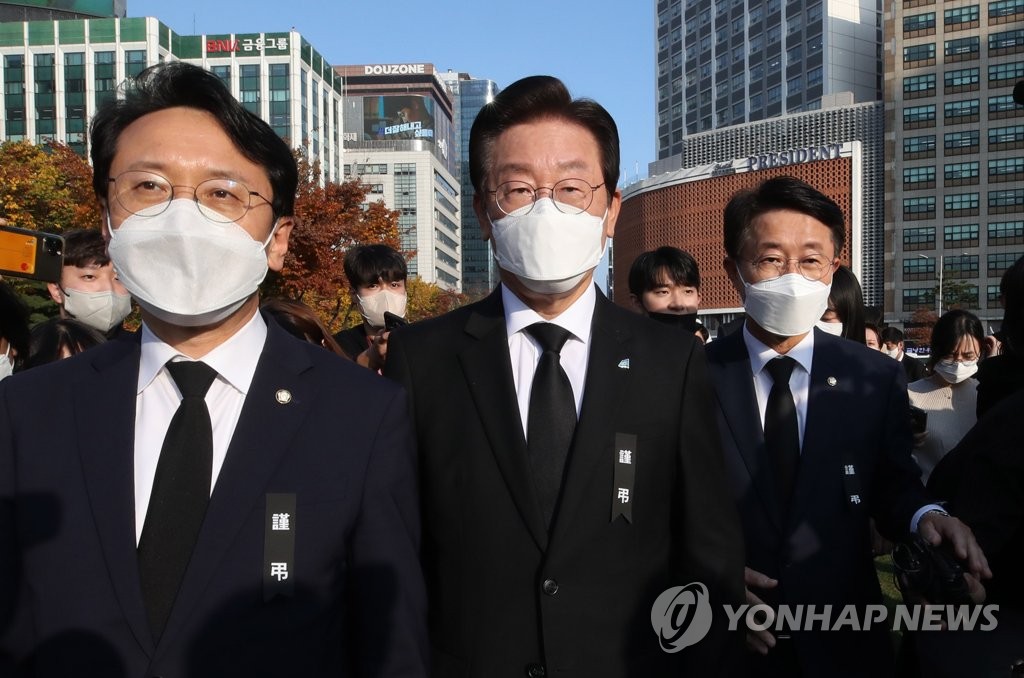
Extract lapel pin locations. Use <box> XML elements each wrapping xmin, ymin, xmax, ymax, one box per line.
<box><xmin>275</xmin><ymin>389</ymin><xmax>292</xmax><ymax>404</ymax></box>
<box><xmin>617</xmin><ymin>358</ymin><xmax>630</xmax><ymax>369</ymax></box>
<box><xmin>826</xmin><ymin>376</ymin><xmax>837</xmax><ymax>387</ymax></box>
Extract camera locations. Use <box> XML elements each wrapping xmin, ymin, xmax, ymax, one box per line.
<box><xmin>892</xmin><ymin>534</ymin><xmax>972</xmax><ymax>605</ymax></box>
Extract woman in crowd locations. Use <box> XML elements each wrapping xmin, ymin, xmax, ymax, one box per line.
<box><xmin>864</xmin><ymin>322</ymin><xmax>881</xmax><ymax>350</ymax></box>
<box><xmin>22</xmin><ymin>317</ymin><xmax>105</xmax><ymax>370</ymax></box>
<box><xmin>818</xmin><ymin>265</ymin><xmax>867</xmax><ymax>343</ymax></box>
<box><xmin>261</xmin><ymin>297</ymin><xmax>346</xmax><ymax>358</ymax></box>
<box><xmin>908</xmin><ymin>309</ymin><xmax>984</xmax><ymax>483</ymax></box>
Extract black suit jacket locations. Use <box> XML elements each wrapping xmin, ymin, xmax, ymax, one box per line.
<box><xmin>334</xmin><ymin>324</ymin><xmax>369</xmax><ymax>361</ymax></box>
<box><xmin>384</xmin><ymin>287</ymin><xmax>745</xmax><ymax>678</ymax></box>
<box><xmin>706</xmin><ymin>328</ymin><xmax>928</xmax><ymax>678</ymax></box>
<box><xmin>0</xmin><ymin>318</ymin><xmax>427</xmax><ymax>677</ymax></box>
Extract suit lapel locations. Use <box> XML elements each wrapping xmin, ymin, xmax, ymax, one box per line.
<box><xmin>457</xmin><ymin>290</ymin><xmax>549</xmax><ymax>552</ymax></box>
<box><xmin>549</xmin><ymin>294</ymin><xmax>629</xmax><ymax>547</ymax></box>
<box><xmin>156</xmin><ymin>320</ymin><xmax>316</xmax><ymax>650</ymax></box>
<box><xmin>708</xmin><ymin>331</ymin><xmax>784</xmax><ymax>532</ymax></box>
<box><xmin>75</xmin><ymin>335</ymin><xmax>155</xmax><ymax>656</ymax></box>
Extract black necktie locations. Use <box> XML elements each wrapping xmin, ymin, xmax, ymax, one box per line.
<box><xmin>525</xmin><ymin>323</ymin><xmax>577</xmax><ymax>528</ymax></box>
<box><xmin>764</xmin><ymin>356</ymin><xmax>800</xmax><ymax>515</ymax></box>
<box><xmin>138</xmin><ymin>360</ymin><xmax>218</xmax><ymax>642</ymax></box>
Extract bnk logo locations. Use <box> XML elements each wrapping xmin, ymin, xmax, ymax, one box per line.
<box><xmin>650</xmin><ymin>582</ymin><xmax>713</xmax><ymax>652</ymax></box>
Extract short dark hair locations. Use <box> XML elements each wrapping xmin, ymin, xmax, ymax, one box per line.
<box><xmin>61</xmin><ymin>229</ymin><xmax>109</xmax><ymax>269</ymax></box>
<box><xmin>928</xmin><ymin>309</ymin><xmax>984</xmax><ymax>369</ymax></box>
<box><xmin>723</xmin><ymin>176</ymin><xmax>846</xmax><ymax>260</ymax></box>
<box><xmin>90</xmin><ymin>61</ymin><xmax>297</xmax><ymax>219</ymax></box>
<box><xmin>261</xmin><ymin>297</ymin><xmax>346</xmax><ymax>358</ymax></box>
<box><xmin>999</xmin><ymin>253</ymin><xmax>1024</xmax><ymax>355</ymax></box>
<box><xmin>879</xmin><ymin>326</ymin><xmax>905</xmax><ymax>345</ymax></box>
<box><xmin>343</xmin><ymin>245</ymin><xmax>407</xmax><ymax>290</ymax></box>
<box><xmin>828</xmin><ymin>265</ymin><xmax>866</xmax><ymax>343</ymax></box>
<box><xmin>23</xmin><ymin>317</ymin><xmax>105</xmax><ymax>370</ymax></box>
<box><xmin>469</xmin><ymin>75</ymin><xmax>619</xmax><ymax>199</ymax></box>
<box><xmin>0</xmin><ymin>281</ymin><xmax>30</xmax><ymax>365</ymax></box>
<box><xmin>628</xmin><ymin>246</ymin><xmax>701</xmax><ymax>296</ymax></box>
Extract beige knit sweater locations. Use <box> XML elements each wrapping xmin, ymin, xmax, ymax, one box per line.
<box><xmin>908</xmin><ymin>374</ymin><xmax>979</xmax><ymax>484</ymax></box>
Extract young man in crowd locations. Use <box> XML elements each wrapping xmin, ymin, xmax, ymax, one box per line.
<box><xmin>628</xmin><ymin>246</ymin><xmax>702</xmax><ymax>332</ymax></box>
<box><xmin>334</xmin><ymin>244</ymin><xmax>408</xmax><ymax>371</ymax></box>
<box><xmin>46</xmin><ymin>228</ymin><xmax>132</xmax><ymax>336</ymax></box>
<box><xmin>880</xmin><ymin>325</ymin><xmax>926</xmax><ymax>382</ymax></box>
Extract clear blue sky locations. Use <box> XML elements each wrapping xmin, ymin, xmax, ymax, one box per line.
<box><xmin>130</xmin><ymin>0</ymin><xmax>656</xmax><ymax>186</ymax></box>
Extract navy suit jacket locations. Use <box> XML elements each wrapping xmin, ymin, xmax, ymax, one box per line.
<box><xmin>706</xmin><ymin>327</ymin><xmax>928</xmax><ymax>678</ymax></box>
<box><xmin>0</xmin><ymin>318</ymin><xmax>427</xmax><ymax>677</ymax></box>
<box><xmin>385</xmin><ymin>288</ymin><xmax>745</xmax><ymax>678</ymax></box>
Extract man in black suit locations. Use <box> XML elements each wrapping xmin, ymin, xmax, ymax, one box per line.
<box><xmin>705</xmin><ymin>176</ymin><xmax>989</xmax><ymax>677</ymax></box>
<box><xmin>0</xmin><ymin>63</ymin><xmax>426</xmax><ymax>677</ymax></box>
<box><xmin>384</xmin><ymin>75</ymin><xmax>745</xmax><ymax>678</ymax></box>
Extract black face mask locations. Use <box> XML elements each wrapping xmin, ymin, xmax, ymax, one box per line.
<box><xmin>648</xmin><ymin>311</ymin><xmax>700</xmax><ymax>333</ymax></box>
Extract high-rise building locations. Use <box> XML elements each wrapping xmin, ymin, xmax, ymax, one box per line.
<box><xmin>655</xmin><ymin>0</ymin><xmax>883</xmax><ymax>159</ymax></box>
<box><xmin>0</xmin><ymin>14</ymin><xmax>344</xmax><ymax>178</ymax></box>
<box><xmin>438</xmin><ymin>70</ymin><xmax>500</xmax><ymax>299</ymax></box>
<box><xmin>336</xmin><ymin>63</ymin><xmax>461</xmax><ymax>291</ymax></box>
<box><xmin>0</xmin><ymin>0</ymin><xmax>124</xmax><ymax>22</ymax></box>
<box><xmin>884</xmin><ymin>0</ymin><xmax>1024</xmax><ymax>329</ymax></box>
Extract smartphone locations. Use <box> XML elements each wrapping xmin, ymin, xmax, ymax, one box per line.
<box><xmin>0</xmin><ymin>224</ymin><xmax>64</xmax><ymax>282</ymax></box>
<box><xmin>383</xmin><ymin>311</ymin><xmax>407</xmax><ymax>331</ymax></box>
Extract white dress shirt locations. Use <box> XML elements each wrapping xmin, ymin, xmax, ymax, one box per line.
<box><xmin>133</xmin><ymin>310</ymin><xmax>267</xmax><ymax>543</ymax></box>
<box><xmin>742</xmin><ymin>325</ymin><xmax>939</xmax><ymax>531</ymax></box>
<box><xmin>503</xmin><ymin>283</ymin><xmax>595</xmax><ymax>439</ymax></box>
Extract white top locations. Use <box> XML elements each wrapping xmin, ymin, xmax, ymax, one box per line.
<box><xmin>133</xmin><ymin>311</ymin><xmax>267</xmax><ymax>543</ymax></box>
<box><xmin>908</xmin><ymin>374</ymin><xmax>979</xmax><ymax>484</ymax></box>
<box><xmin>503</xmin><ymin>283</ymin><xmax>595</xmax><ymax>439</ymax></box>
<box><xmin>742</xmin><ymin>325</ymin><xmax>815</xmax><ymax>449</ymax></box>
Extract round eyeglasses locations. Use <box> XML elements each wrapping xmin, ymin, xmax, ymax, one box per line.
<box><xmin>108</xmin><ymin>170</ymin><xmax>273</xmax><ymax>224</ymax></box>
<box><xmin>747</xmin><ymin>254</ymin><xmax>834</xmax><ymax>282</ymax></box>
<box><xmin>488</xmin><ymin>179</ymin><xmax>605</xmax><ymax>216</ymax></box>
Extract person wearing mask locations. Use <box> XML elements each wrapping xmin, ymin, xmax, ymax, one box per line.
<box><xmin>385</xmin><ymin>75</ymin><xmax>745</xmax><ymax>677</ymax></box>
<box><xmin>627</xmin><ymin>245</ymin><xmax>702</xmax><ymax>332</ymax></box>
<box><xmin>880</xmin><ymin>325</ymin><xmax>926</xmax><ymax>382</ymax></box>
<box><xmin>976</xmin><ymin>253</ymin><xmax>1024</xmax><ymax>416</ymax></box>
<box><xmin>46</xmin><ymin>228</ymin><xmax>132</xmax><ymax>337</ymax></box>
<box><xmin>864</xmin><ymin>322</ymin><xmax>882</xmax><ymax>350</ymax></box>
<box><xmin>0</xmin><ymin>62</ymin><xmax>426</xmax><ymax>677</ymax></box>
<box><xmin>704</xmin><ymin>176</ymin><xmax>988</xmax><ymax>677</ymax></box>
<box><xmin>908</xmin><ymin>309</ymin><xmax>985</xmax><ymax>483</ymax></box>
<box><xmin>817</xmin><ymin>265</ymin><xmax>866</xmax><ymax>342</ymax></box>
<box><xmin>334</xmin><ymin>244</ymin><xmax>408</xmax><ymax>371</ymax></box>
<box><xmin>0</xmin><ymin>281</ymin><xmax>30</xmax><ymax>379</ymax></box>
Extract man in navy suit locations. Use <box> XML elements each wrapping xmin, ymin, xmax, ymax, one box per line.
<box><xmin>0</xmin><ymin>62</ymin><xmax>427</xmax><ymax>677</ymax></box>
<box><xmin>385</xmin><ymin>75</ymin><xmax>745</xmax><ymax>678</ymax></box>
<box><xmin>705</xmin><ymin>176</ymin><xmax>989</xmax><ymax>677</ymax></box>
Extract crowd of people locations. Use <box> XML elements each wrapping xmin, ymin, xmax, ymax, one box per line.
<box><xmin>0</xmin><ymin>61</ymin><xmax>1021</xmax><ymax>677</ymax></box>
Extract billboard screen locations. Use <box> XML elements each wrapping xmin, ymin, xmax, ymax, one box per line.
<box><xmin>362</xmin><ymin>95</ymin><xmax>435</xmax><ymax>141</ymax></box>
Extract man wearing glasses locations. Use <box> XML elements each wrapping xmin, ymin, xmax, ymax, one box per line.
<box><xmin>705</xmin><ymin>176</ymin><xmax>989</xmax><ymax>677</ymax></box>
<box><xmin>385</xmin><ymin>75</ymin><xmax>745</xmax><ymax>677</ymax></box>
<box><xmin>0</xmin><ymin>62</ymin><xmax>426</xmax><ymax>677</ymax></box>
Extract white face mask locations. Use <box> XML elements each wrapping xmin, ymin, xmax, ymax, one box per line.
<box><xmin>741</xmin><ymin>272</ymin><xmax>832</xmax><ymax>337</ymax></box>
<box><xmin>933</xmin><ymin>359</ymin><xmax>978</xmax><ymax>385</ymax></box>
<box><xmin>488</xmin><ymin>198</ymin><xmax>607</xmax><ymax>295</ymax></box>
<box><xmin>815</xmin><ymin>320</ymin><xmax>844</xmax><ymax>337</ymax></box>
<box><xmin>881</xmin><ymin>347</ymin><xmax>901</xmax><ymax>360</ymax></box>
<box><xmin>63</xmin><ymin>287</ymin><xmax>132</xmax><ymax>333</ymax></box>
<box><xmin>107</xmin><ymin>200</ymin><xmax>278</xmax><ymax>328</ymax></box>
<box><xmin>0</xmin><ymin>344</ymin><xmax>12</xmax><ymax>381</ymax></box>
<box><xmin>357</xmin><ymin>290</ymin><xmax>407</xmax><ymax>330</ymax></box>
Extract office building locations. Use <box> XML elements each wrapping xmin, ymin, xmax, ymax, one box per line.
<box><xmin>0</xmin><ymin>13</ymin><xmax>344</xmax><ymax>179</ymax></box>
<box><xmin>337</xmin><ymin>63</ymin><xmax>461</xmax><ymax>290</ymax></box>
<box><xmin>438</xmin><ymin>70</ymin><xmax>500</xmax><ymax>299</ymax></box>
<box><xmin>885</xmin><ymin>0</ymin><xmax>1024</xmax><ymax>328</ymax></box>
<box><xmin>0</xmin><ymin>0</ymin><xmax>124</xmax><ymax>22</ymax></box>
<box><xmin>656</xmin><ymin>0</ymin><xmax>883</xmax><ymax>158</ymax></box>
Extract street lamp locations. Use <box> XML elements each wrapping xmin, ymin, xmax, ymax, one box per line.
<box><xmin>918</xmin><ymin>253</ymin><xmax>943</xmax><ymax>316</ymax></box>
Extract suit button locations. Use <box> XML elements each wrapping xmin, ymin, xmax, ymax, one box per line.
<box><xmin>525</xmin><ymin>663</ymin><xmax>546</xmax><ymax>677</ymax></box>
<box><xmin>542</xmin><ymin>578</ymin><xmax>559</xmax><ymax>596</ymax></box>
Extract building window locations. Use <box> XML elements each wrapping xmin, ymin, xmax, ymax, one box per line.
<box><xmin>904</xmin><ymin>43</ymin><xmax>936</xmax><ymax>62</ymax></box>
<box><xmin>944</xmin><ymin>36</ymin><xmax>980</xmax><ymax>59</ymax></box>
<box><xmin>903</xmin><ymin>257</ymin><xmax>936</xmax><ymax>281</ymax></box>
<box><xmin>988</xmin><ymin>220</ymin><xmax>1024</xmax><ymax>244</ymax></box>
<box><xmin>904</xmin><ymin>196</ymin><xmax>936</xmax><ymax>218</ymax></box>
<box><xmin>903</xmin><ymin>288</ymin><xmax>936</xmax><ymax>311</ymax></box>
<box><xmin>988</xmin><ymin>157</ymin><xmax>1024</xmax><ymax>179</ymax></box>
<box><xmin>945</xmin><ymin>130</ymin><xmax>979</xmax><ymax>150</ymax></box>
<box><xmin>944</xmin><ymin>5</ymin><xmax>980</xmax><ymax>25</ymax></box>
<box><xmin>944</xmin><ymin>99</ymin><xmax>979</xmax><ymax>122</ymax></box>
<box><xmin>904</xmin><ymin>104</ymin><xmax>936</xmax><ymax>127</ymax></box>
<box><xmin>990</xmin><ymin>124</ymin><xmax>1024</xmax><ymax>147</ymax></box>
<box><xmin>944</xmin><ymin>192</ymin><xmax>980</xmax><ymax>213</ymax></box>
<box><xmin>787</xmin><ymin>44</ymin><xmax>803</xmax><ymax>63</ymax></box>
<box><xmin>767</xmin><ymin>84</ymin><xmax>781</xmax><ymax>103</ymax></box>
<box><xmin>904</xmin><ymin>165</ymin><xmax>937</xmax><ymax>187</ymax></box>
<box><xmin>239</xmin><ymin>64</ymin><xmax>260</xmax><ymax>116</ymax></box>
<box><xmin>944</xmin><ymin>161</ymin><xmax>979</xmax><ymax>181</ymax></box>
<box><xmin>989</xmin><ymin>251</ymin><xmax>1024</xmax><ymax>276</ymax></box>
<box><xmin>988</xmin><ymin>61</ymin><xmax>1024</xmax><ymax>84</ymax></box>
<box><xmin>355</xmin><ymin>163</ymin><xmax>388</xmax><ymax>175</ymax></box>
<box><xmin>787</xmin><ymin>75</ymin><xmax>803</xmax><ymax>95</ymax></box>
<box><xmin>903</xmin><ymin>73</ymin><xmax>936</xmax><ymax>95</ymax></box>
<box><xmin>989</xmin><ymin>28</ymin><xmax>1024</xmax><ymax>51</ymax></box>
<box><xmin>125</xmin><ymin>49</ymin><xmax>146</xmax><ymax>78</ymax></box>
<box><xmin>989</xmin><ymin>188</ymin><xmax>1024</xmax><ymax>210</ymax></box>
<box><xmin>807</xmin><ymin>66</ymin><xmax>823</xmax><ymax>87</ymax></box>
<box><xmin>944</xmin><ymin>254</ymin><xmax>980</xmax><ymax>279</ymax></box>
<box><xmin>989</xmin><ymin>94</ymin><xmax>1019</xmax><ymax>114</ymax></box>
<box><xmin>904</xmin><ymin>135</ymin><xmax>936</xmax><ymax>157</ymax></box>
<box><xmin>904</xmin><ymin>12</ymin><xmax>936</xmax><ymax>32</ymax></box>
<box><xmin>903</xmin><ymin>226</ymin><xmax>936</xmax><ymax>251</ymax></box>
<box><xmin>944</xmin><ymin>223</ymin><xmax>980</xmax><ymax>247</ymax></box>
<box><xmin>945</xmin><ymin>66</ymin><xmax>980</xmax><ymax>89</ymax></box>
<box><xmin>988</xmin><ymin>285</ymin><xmax>1003</xmax><ymax>308</ymax></box>
<box><xmin>990</xmin><ymin>0</ymin><xmax>1024</xmax><ymax>19</ymax></box>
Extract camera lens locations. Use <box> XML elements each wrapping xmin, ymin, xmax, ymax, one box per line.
<box><xmin>43</xmin><ymin>237</ymin><xmax>62</xmax><ymax>257</ymax></box>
